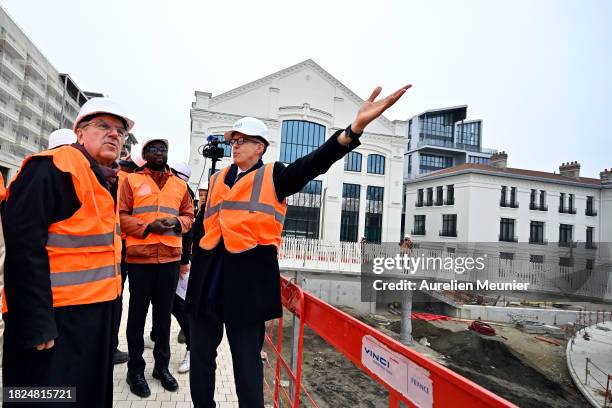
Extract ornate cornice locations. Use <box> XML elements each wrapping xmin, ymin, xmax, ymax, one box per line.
<box><xmin>205</xmin><ymin>59</ymin><xmax>396</xmax><ymax>132</ymax></box>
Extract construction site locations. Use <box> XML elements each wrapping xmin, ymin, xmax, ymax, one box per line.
<box><xmin>262</xmin><ymin>279</ymin><xmax>612</xmax><ymax>408</ymax></box>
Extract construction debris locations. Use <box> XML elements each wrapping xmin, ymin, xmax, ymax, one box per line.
<box><xmin>534</xmin><ymin>336</ymin><xmax>561</xmax><ymax>346</ymax></box>
<box><xmin>514</xmin><ymin>320</ymin><xmax>564</xmax><ymax>338</ymax></box>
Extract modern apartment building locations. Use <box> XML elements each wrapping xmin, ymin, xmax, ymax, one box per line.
<box><xmin>404</xmin><ymin>105</ymin><xmax>497</xmax><ymax>181</ymax></box>
<box><xmin>0</xmin><ymin>6</ymin><xmax>95</xmax><ymax>180</ymax></box>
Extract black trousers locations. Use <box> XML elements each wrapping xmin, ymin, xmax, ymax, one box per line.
<box><xmin>189</xmin><ymin>313</ymin><xmax>265</xmax><ymax>408</ymax></box>
<box><xmin>112</xmin><ymin>259</ymin><xmax>128</xmax><ymax>352</ymax></box>
<box><xmin>2</xmin><ymin>301</ymin><xmax>116</xmax><ymax>408</ymax></box>
<box><xmin>126</xmin><ymin>262</ymin><xmax>179</xmax><ymax>374</ymax></box>
<box><xmin>151</xmin><ymin>294</ymin><xmax>191</xmax><ymax>350</ymax></box>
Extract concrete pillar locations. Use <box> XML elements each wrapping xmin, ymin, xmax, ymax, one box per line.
<box><xmin>400</xmin><ymin>289</ymin><xmax>413</xmax><ymax>345</ymax></box>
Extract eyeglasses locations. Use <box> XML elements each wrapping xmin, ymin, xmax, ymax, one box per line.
<box><xmin>80</xmin><ymin>120</ymin><xmax>128</xmax><ymax>137</ymax></box>
<box><xmin>228</xmin><ymin>137</ymin><xmax>262</xmax><ymax>147</ymax></box>
<box><xmin>145</xmin><ymin>146</ymin><xmax>168</xmax><ymax>154</ymax></box>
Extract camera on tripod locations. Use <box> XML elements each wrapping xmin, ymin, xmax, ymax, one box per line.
<box><xmin>202</xmin><ymin>135</ymin><xmax>226</xmax><ymax>160</ymax></box>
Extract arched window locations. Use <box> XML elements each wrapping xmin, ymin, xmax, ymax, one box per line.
<box><xmin>344</xmin><ymin>151</ymin><xmax>362</xmax><ymax>172</ymax></box>
<box><xmin>280</xmin><ymin>120</ymin><xmax>325</xmax><ymax>163</ymax></box>
<box><xmin>367</xmin><ymin>154</ymin><xmax>385</xmax><ymax>175</ymax></box>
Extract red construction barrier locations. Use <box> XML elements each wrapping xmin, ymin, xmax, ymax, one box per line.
<box><xmin>265</xmin><ymin>277</ymin><xmax>518</xmax><ymax>408</ymax></box>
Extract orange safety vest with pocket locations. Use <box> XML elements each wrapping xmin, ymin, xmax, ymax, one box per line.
<box><xmin>2</xmin><ymin>145</ymin><xmax>122</xmax><ymax>312</ymax></box>
<box><xmin>200</xmin><ymin>163</ymin><xmax>287</xmax><ymax>253</ymax></box>
<box><xmin>124</xmin><ymin>172</ymin><xmax>186</xmax><ymax>249</ymax></box>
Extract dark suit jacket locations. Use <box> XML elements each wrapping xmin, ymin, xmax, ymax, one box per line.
<box><xmin>185</xmin><ymin>128</ymin><xmax>359</xmax><ymax>325</ymax></box>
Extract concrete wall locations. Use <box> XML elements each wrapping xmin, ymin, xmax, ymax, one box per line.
<box><xmin>455</xmin><ymin>305</ymin><xmax>580</xmax><ymax>326</ymax></box>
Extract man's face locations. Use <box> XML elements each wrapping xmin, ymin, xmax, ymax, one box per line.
<box><xmin>230</xmin><ymin>132</ymin><xmax>264</xmax><ymax>168</ymax></box>
<box><xmin>198</xmin><ymin>189</ymin><xmax>208</xmax><ymax>203</ymax></box>
<box><xmin>75</xmin><ymin>114</ymin><xmax>125</xmax><ymax>166</ymax></box>
<box><xmin>143</xmin><ymin>141</ymin><xmax>168</xmax><ymax>167</ymax></box>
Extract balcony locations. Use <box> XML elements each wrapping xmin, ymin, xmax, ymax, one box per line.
<box><xmin>0</xmin><ymin>128</ymin><xmax>17</xmax><ymax>143</ymax></box>
<box><xmin>26</xmin><ymin>59</ymin><xmax>47</xmax><ymax>80</ymax></box>
<box><xmin>0</xmin><ymin>104</ymin><xmax>20</xmax><ymax>122</ymax></box>
<box><xmin>558</xmin><ymin>241</ymin><xmax>577</xmax><ymax>248</ymax></box>
<box><xmin>43</xmin><ymin>113</ymin><xmax>60</xmax><ymax>128</ymax></box>
<box><xmin>415</xmin><ymin>137</ymin><xmax>497</xmax><ymax>154</ymax></box>
<box><xmin>0</xmin><ymin>77</ymin><xmax>22</xmax><ymax>100</ymax></box>
<box><xmin>439</xmin><ymin>230</ymin><xmax>457</xmax><ymax>237</ymax></box>
<box><xmin>47</xmin><ymin>79</ymin><xmax>64</xmax><ymax>96</ymax></box>
<box><xmin>16</xmin><ymin>134</ymin><xmax>39</xmax><ymax>153</ymax></box>
<box><xmin>559</xmin><ymin>206</ymin><xmax>576</xmax><ymax>214</ymax></box>
<box><xmin>46</xmin><ymin>96</ymin><xmax>62</xmax><ymax>112</ymax></box>
<box><xmin>528</xmin><ymin>238</ymin><xmax>548</xmax><ymax>245</ymax></box>
<box><xmin>500</xmin><ymin>199</ymin><xmax>519</xmax><ymax>208</ymax></box>
<box><xmin>21</xmin><ymin>96</ymin><xmax>44</xmax><ymax>117</ymax></box>
<box><xmin>0</xmin><ymin>30</ymin><xmax>27</xmax><ymax>59</ymax></box>
<box><xmin>529</xmin><ymin>202</ymin><xmax>548</xmax><ymax>211</ymax></box>
<box><xmin>499</xmin><ymin>234</ymin><xmax>518</xmax><ymax>243</ymax></box>
<box><xmin>1</xmin><ymin>55</ymin><xmax>24</xmax><ymax>79</ymax></box>
<box><xmin>585</xmin><ymin>208</ymin><xmax>597</xmax><ymax>217</ymax></box>
<box><xmin>18</xmin><ymin>118</ymin><xmax>41</xmax><ymax>135</ymax></box>
<box><xmin>586</xmin><ymin>242</ymin><xmax>597</xmax><ymax>250</ymax></box>
<box><xmin>23</xmin><ymin>78</ymin><xmax>46</xmax><ymax>98</ymax></box>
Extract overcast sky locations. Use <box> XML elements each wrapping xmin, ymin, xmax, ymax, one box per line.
<box><xmin>2</xmin><ymin>0</ymin><xmax>610</xmax><ymax>177</ymax></box>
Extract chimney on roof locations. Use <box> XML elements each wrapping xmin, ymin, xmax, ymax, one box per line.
<box><xmin>559</xmin><ymin>161</ymin><xmax>581</xmax><ymax>178</ymax></box>
<box><xmin>490</xmin><ymin>151</ymin><xmax>508</xmax><ymax>168</ymax></box>
<box><xmin>601</xmin><ymin>168</ymin><xmax>612</xmax><ymax>184</ymax></box>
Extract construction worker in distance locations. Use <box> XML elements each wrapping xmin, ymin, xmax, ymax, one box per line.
<box><xmin>48</xmin><ymin>128</ymin><xmax>77</xmax><ymax>149</ymax></box>
<box><xmin>120</xmin><ymin>137</ymin><xmax>194</xmax><ymax>398</ymax></box>
<box><xmin>185</xmin><ymin>84</ymin><xmax>411</xmax><ymax>407</ymax></box>
<box><xmin>1</xmin><ymin>97</ymin><xmax>133</xmax><ymax>408</ymax></box>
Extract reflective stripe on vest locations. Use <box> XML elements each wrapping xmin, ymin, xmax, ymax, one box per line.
<box><xmin>125</xmin><ymin>172</ymin><xmax>186</xmax><ymax>249</ymax></box>
<box><xmin>2</xmin><ymin>145</ymin><xmax>122</xmax><ymax>312</ymax></box>
<box><xmin>200</xmin><ymin>163</ymin><xmax>286</xmax><ymax>253</ymax></box>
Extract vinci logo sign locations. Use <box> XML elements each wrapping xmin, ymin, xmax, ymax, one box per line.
<box><xmin>361</xmin><ymin>335</ymin><xmax>433</xmax><ymax>408</ymax></box>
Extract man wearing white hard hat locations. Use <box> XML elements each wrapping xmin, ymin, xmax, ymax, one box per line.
<box><xmin>2</xmin><ymin>97</ymin><xmax>133</xmax><ymax>407</ymax></box>
<box><xmin>47</xmin><ymin>128</ymin><xmax>76</xmax><ymax>149</ymax></box>
<box><xmin>185</xmin><ymin>84</ymin><xmax>411</xmax><ymax>406</ymax></box>
<box><xmin>119</xmin><ymin>138</ymin><xmax>194</xmax><ymax>397</ymax></box>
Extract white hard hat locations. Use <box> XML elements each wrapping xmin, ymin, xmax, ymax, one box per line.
<box><xmin>140</xmin><ymin>136</ymin><xmax>169</xmax><ymax>158</ymax></box>
<box><xmin>404</xmin><ymin>234</ymin><xmax>412</xmax><ymax>239</ymax></box>
<box><xmin>130</xmin><ymin>143</ymin><xmax>146</xmax><ymax>167</ymax></box>
<box><xmin>223</xmin><ymin>117</ymin><xmax>269</xmax><ymax>146</ymax></box>
<box><xmin>73</xmin><ymin>97</ymin><xmax>134</xmax><ymax>132</ymax></box>
<box><xmin>170</xmin><ymin>160</ymin><xmax>191</xmax><ymax>182</ymax></box>
<box><xmin>48</xmin><ymin>128</ymin><xmax>76</xmax><ymax>149</ymax></box>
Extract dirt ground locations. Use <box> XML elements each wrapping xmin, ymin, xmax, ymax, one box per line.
<box><xmin>263</xmin><ymin>307</ymin><xmax>590</xmax><ymax>408</ymax></box>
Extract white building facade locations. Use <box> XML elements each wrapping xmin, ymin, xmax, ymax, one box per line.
<box><xmin>404</xmin><ymin>157</ymin><xmax>612</xmax><ymax>246</ymax></box>
<box><xmin>0</xmin><ymin>6</ymin><xmax>94</xmax><ymax>180</ymax></box>
<box><xmin>188</xmin><ymin>59</ymin><xmax>406</xmax><ymax>243</ymax></box>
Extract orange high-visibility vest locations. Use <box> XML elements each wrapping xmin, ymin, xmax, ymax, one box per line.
<box><xmin>118</xmin><ymin>170</ymin><xmax>129</xmax><ymax>240</ymax></box>
<box><xmin>125</xmin><ymin>171</ymin><xmax>186</xmax><ymax>249</ymax></box>
<box><xmin>0</xmin><ymin>172</ymin><xmax>6</xmax><ymax>201</ymax></box>
<box><xmin>2</xmin><ymin>145</ymin><xmax>122</xmax><ymax>312</ymax></box>
<box><xmin>200</xmin><ymin>163</ymin><xmax>287</xmax><ymax>253</ymax></box>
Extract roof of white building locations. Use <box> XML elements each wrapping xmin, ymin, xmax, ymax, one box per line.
<box><xmin>414</xmin><ymin>163</ymin><xmax>607</xmax><ymax>188</ymax></box>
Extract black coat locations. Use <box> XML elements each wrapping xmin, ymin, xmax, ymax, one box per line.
<box><xmin>185</xmin><ymin>129</ymin><xmax>359</xmax><ymax>325</ymax></box>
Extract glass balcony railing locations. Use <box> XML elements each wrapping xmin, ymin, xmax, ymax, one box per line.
<box><xmin>415</xmin><ymin>137</ymin><xmax>497</xmax><ymax>154</ymax></box>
